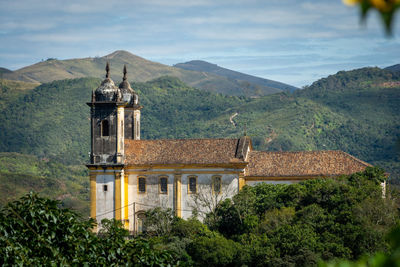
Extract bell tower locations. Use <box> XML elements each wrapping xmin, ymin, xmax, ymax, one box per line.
<box><xmin>87</xmin><ymin>62</ymin><xmax>125</xmax><ymax>165</ymax></box>
<box><xmin>118</xmin><ymin>65</ymin><xmax>142</xmax><ymax>140</ymax></box>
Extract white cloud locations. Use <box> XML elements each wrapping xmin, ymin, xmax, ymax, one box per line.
<box><xmin>0</xmin><ymin>21</ymin><xmax>56</xmax><ymax>31</ymax></box>
<box><xmin>178</xmin><ymin>10</ymin><xmax>321</xmax><ymax>26</ymax></box>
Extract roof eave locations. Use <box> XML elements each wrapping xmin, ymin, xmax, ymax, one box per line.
<box><xmin>124</xmin><ymin>162</ymin><xmax>248</xmax><ymax>169</ymax></box>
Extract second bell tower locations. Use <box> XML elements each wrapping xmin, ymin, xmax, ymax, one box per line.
<box><xmin>118</xmin><ymin>65</ymin><xmax>142</xmax><ymax>141</ymax></box>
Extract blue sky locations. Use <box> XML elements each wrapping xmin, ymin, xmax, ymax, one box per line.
<box><xmin>0</xmin><ymin>0</ymin><xmax>399</xmax><ymax>87</ymax></box>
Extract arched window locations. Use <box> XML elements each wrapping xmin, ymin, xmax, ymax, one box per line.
<box><xmin>101</xmin><ymin>120</ymin><xmax>109</xmax><ymax>136</ymax></box>
<box><xmin>136</xmin><ymin>212</ymin><xmax>146</xmax><ymax>234</ymax></box>
<box><xmin>136</xmin><ymin>120</ymin><xmax>140</xmax><ymax>138</ymax></box>
<box><xmin>159</xmin><ymin>176</ymin><xmax>168</xmax><ymax>194</ymax></box>
<box><xmin>188</xmin><ymin>176</ymin><xmax>197</xmax><ymax>194</ymax></box>
<box><xmin>138</xmin><ymin>177</ymin><xmax>146</xmax><ymax>193</ymax></box>
<box><xmin>212</xmin><ymin>176</ymin><xmax>222</xmax><ymax>194</ymax></box>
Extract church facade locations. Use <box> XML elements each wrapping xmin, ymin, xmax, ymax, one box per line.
<box><xmin>87</xmin><ymin>64</ymin><xmax>372</xmax><ymax>233</ymax></box>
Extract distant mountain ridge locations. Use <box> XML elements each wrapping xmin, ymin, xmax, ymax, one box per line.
<box><xmin>0</xmin><ymin>67</ymin><xmax>12</xmax><ymax>75</ymax></box>
<box><xmin>0</xmin><ymin>50</ymin><xmax>292</xmax><ymax>97</ymax></box>
<box><xmin>174</xmin><ymin>60</ymin><xmax>298</xmax><ymax>92</ymax></box>
<box><xmin>385</xmin><ymin>64</ymin><xmax>400</xmax><ymax>72</ymax></box>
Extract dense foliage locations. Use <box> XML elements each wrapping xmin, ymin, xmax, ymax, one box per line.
<box><xmin>0</xmin><ymin>192</ymin><xmax>179</xmax><ymax>266</ymax></box>
<box><xmin>0</xmin><ymin>78</ymin><xmax>38</xmax><ymax>111</ymax></box>
<box><xmin>136</xmin><ymin>76</ymin><xmax>247</xmax><ymax>140</ymax></box>
<box><xmin>141</xmin><ymin>168</ymin><xmax>399</xmax><ymax>267</ymax></box>
<box><xmin>320</xmin><ymin>225</ymin><xmax>400</xmax><ymax>267</ymax></box>
<box><xmin>0</xmin><ymin>78</ymin><xmax>98</xmax><ymax>165</ymax></box>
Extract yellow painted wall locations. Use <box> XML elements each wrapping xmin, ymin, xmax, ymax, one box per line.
<box><xmin>115</xmin><ymin>172</ymin><xmax>122</xmax><ymax>220</ymax></box>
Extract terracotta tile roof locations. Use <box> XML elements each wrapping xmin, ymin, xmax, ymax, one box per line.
<box><xmin>125</xmin><ymin>138</ymin><xmax>244</xmax><ymax>165</ymax></box>
<box><xmin>246</xmin><ymin>150</ymin><xmax>371</xmax><ymax>177</ymax></box>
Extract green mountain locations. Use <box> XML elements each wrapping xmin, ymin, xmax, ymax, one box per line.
<box><xmin>294</xmin><ymin>68</ymin><xmax>400</xmax><ymax>162</ymax></box>
<box><xmin>0</xmin><ymin>67</ymin><xmax>12</xmax><ymax>75</ymax></box>
<box><xmin>1</xmin><ymin>50</ymin><xmax>284</xmax><ymax>97</ymax></box>
<box><xmin>0</xmin><ymin>78</ymin><xmax>98</xmax><ymax>164</ymax></box>
<box><xmin>174</xmin><ymin>60</ymin><xmax>298</xmax><ymax>92</ymax></box>
<box><xmin>0</xmin><ymin>152</ymin><xmax>88</xmax><ymax>215</ymax></box>
<box><xmin>0</xmin><ymin>66</ymin><xmax>399</xmax><ymax>212</ymax></box>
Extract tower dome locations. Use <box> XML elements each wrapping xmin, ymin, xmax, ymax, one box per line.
<box><xmin>95</xmin><ymin>62</ymin><xmax>121</xmax><ymax>102</ymax></box>
<box><xmin>118</xmin><ymin>65</ymin><xmax>134</xmax><ymax>104</ymax></box>
<box><xmin>118</xmin><ymin>65</ymin><xmax>139</xmax><ymax>106</ymax></box>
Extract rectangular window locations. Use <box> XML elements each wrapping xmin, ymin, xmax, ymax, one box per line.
<box><xmin>136</xmin><ymin>121</ymin><xmax>140</xmax><ymax>139</ymax></box>
<box><xmin>188</xmin><ymin>176</ymin><xmax>197</xmax><ymax>194</ymax></box>
<box><xmin>213</xmin><ymin>176</ymin><xmax>221</xmax><ymax>194</ymax></box>
<box><xmin>103</xmin><ymin>185</ymin><xmax>108</xmax><ymax>192</ymax></box>
<box><xmin>101</xmin><ymin>120</ymin><xmax>109</xmax><ymax>136</ymax></box>
<box><xmin>159</xmin><ymin>177</ymin><xmax>168</xmax><ymax>194</ymax></box>
<box><xmin>138</xmin><ymin>177</ymin><xmax>146</xmax><ymax>193</ymax></box>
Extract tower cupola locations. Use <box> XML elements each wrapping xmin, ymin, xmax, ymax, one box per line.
<box><xmin>95</xmin><ymin>62</ymin><xmax>121</xmax><ymax>102</ymax></box>
<box><xmin>118</xmin><ymin>65</ymin><xmax>135</xmax><ymax>104</ymax></box>
<box><xmin>118</xmin><ymin>64</ymin><xmax>141</xmax><ymax>107</ymax></box>
<box><xmin>115</xmin><ymin>65</ymin><xmax>142</xmax><ymax>140</ymax></box>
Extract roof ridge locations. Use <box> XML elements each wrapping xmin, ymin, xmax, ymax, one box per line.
<box><xmin>250</xmin><ymin>150</ymin><xmax>370</xmax><ymax>167</ymax></box>
<box><xmin>124</xmin><ymin>137</ymin><xmax>242</xmax><ymax>165</ymax></box>
<box><xmin>126</xmin><ymin>138</ymin><xmax>238</xmax><ymax>141</ymax></box>
<box><xmin>246</xmin><ymin>149</ymin><xmax>371</xmax><ymax>177</ymax></box>
<box><xmin>337</xmin><ymin>150</ymin><xmax>372</xmax><ymax>167</ymax></box>
<box><xmin>251</xmin><ymin>150</ymin><xmax>343</xmax><ymax>154</ymax></box>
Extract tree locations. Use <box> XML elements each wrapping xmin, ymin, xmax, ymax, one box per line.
<box><xmin>187</xmin><ymin>231</ymin><xmax>240</xmax><ymax>267</ymax></box>
<box><xmin>319</xmin><ymin>225</ymin><xmax>400</xmax><ymax>267</ymax></box>
<box><xmin>0</xmin><ymin>192</ymin><xmax>97</xmax><ymax>265</ymax></box>
<box><xmin>144</xmin><ymin>207</ymin><xmax>175</xmax><ymax>236</ymax></box>
<box><xmin>190</xmin><ymin>180</ymin><xmax>237</xmax><ymax>224</ymax></box>
<box><xmin>0</xmin><ymin>192</ymin><xmax>180</xmax><ymax>266</ymax></box>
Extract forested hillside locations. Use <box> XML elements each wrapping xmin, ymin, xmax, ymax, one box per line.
<box><xmin>295</xmin><ymin>68</ymin><xmax>400</xmax><ymax>179</ymax></box>
<box><xmin>0</xmin><ymin>153</ymin><xmax>88</xmax><ymax>215</ymax></box>
<box><xmin>0</xmin><ymin>79</ymin><xmax>40</xmax><ymax>110</ymax></box>
<box><xmin>0</xmin><ymin>66</ymin><xmax>399</xmax><ymax>212</ymax></box>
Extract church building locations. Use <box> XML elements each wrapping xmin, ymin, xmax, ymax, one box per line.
<box><xmin>87</xmin><ymin>64</ymin><xmax>372</xmax><ymax>233</ymax></box>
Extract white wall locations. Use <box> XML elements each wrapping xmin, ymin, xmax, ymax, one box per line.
<box><xmin>96</xmin><ymin>174</ymin><xmax>115</xmax><ymax>224</ymax></box>
<box><xmin>128</xmin><ymin>173</ymin><xmax>174</xmax><ymax>232</ymax></box>
<box><xmin>180</xmin><ymin>173</ymin><xmax>238</xmax><ymax>220</ymax></box>
<box><xmin>126</xmin><ymin>169</ymin><xmax>241</xmax><ymax>231</ymax></box>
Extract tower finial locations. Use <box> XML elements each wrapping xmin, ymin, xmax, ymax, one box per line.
<box><xmin>123</xmin><ymin>65</ymin><xmax>127</xmax><ymax>81</ymax></box>
<box><xmin>244</xmin><ymin>123</ymin><xmax>247</xmax><ymax>136</ymax></box>
<box><xmin>106</xmin><ymin>62</ymin><xmax>110</xmax><ymax>79</ymax></box>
